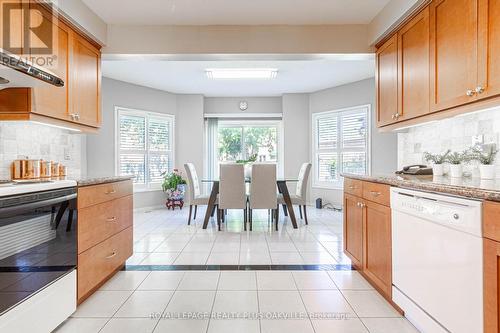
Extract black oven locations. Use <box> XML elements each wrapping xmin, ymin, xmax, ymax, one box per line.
<box><xmin>0</xmin><ymin>187</ymin><xmax>77</xmax><ymax>316</ymax></box>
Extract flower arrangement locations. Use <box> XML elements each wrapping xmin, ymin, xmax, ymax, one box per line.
<box><xmin>471</xmin><ymin>146</ymin><xmax>498</xmax><ymax>165</ymax></box>
<box><xmin>162</xmin><ymin>169</ymin><xmax>187</xmax><ymax>198</ymax></box>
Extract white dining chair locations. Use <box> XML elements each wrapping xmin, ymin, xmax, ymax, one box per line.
<box><xmin>184</xmin><ymin>163</ymin><xmax>214</xmax><ymax>225</ymax></box>
<box><xmin>249</xmin><ymin>163</ymin><xmax>278</xmax><ymax>231</ymax></box>
<box><xmin>279</xmin><ymin>162</ymin><xmax>312</xmax><ymax>224</ymax></box>
<box><xmin>218</xmin><ymin>163</ymin><xmax>247</xmax><ymax>231</ymax></box>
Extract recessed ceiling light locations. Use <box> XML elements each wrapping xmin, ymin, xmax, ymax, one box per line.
<box><xmin>205</xmin><ymin>68</ymin><xmax>278</xmax><ymax>80</ymax></box>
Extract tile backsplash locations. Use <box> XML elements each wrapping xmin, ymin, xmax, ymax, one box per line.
<box><xmin>398</xmin><ymin>107</ymin><xmax>500</xmax><ymax>177</ymax></box>
<box><xmin>0</xmin><ymin>122</ymin><xmax>84</xmax><ymax>180</ymax></box>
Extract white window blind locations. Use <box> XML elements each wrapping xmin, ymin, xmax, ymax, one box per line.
<box><xmin>116</xmin><ymin>107</ymin><xmax>174</xmax><ymax>189</ymax></box>
<box><xmin>312</xmin><ymin>105</ymin><xmax>370</xmax><ymax>188</ymax></box>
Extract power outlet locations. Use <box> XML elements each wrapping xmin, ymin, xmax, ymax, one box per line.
<box><xmin>472</xmin><ymin>135</ymin><xmax>484</xmax><ymax>145</ymax></box>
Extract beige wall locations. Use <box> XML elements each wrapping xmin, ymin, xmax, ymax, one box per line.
<box><xmin>103</xmin><ymin>25</ymin><xmax>372</xmax><ymax>54</ymax></box>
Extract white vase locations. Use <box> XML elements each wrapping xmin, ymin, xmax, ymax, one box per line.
<box><xmin>479</xmin><ymin>164</ymin><xmax>496</xmax><ymax>179</ymax></box>
<box><xmin>244</xmin><ymin>164</ymin><xmax>252</xmax><ymax>179</ymax></box>
<box><xmin>432</xmin><ymin>164</ymin><xmax>444</xmax><ymax>176</ymax></box>
<box><xmin>449</xmin><ymin>164</ymin><xmax>463</xmax><ymax>178</ymax></box>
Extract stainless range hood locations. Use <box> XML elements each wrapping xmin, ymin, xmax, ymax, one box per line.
<box><xmin>0</xmin><ymin>49</ymin><xmax>64</xmax><ymax>89</ymax></box>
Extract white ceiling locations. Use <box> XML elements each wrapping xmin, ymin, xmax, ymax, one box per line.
<box><xmin>82</xmin><ymin>0</ymin><xmax>391</xmax><ymax>25</ymax></box>
<box><xmin>102</xmin><ymin>57</ymin><xmax>375</xmax><ymax>97</ymax></box>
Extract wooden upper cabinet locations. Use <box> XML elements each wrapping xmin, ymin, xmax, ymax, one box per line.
<box><xmin>363</xmin><ymin>200</ymin><xmax>392</xmax><ymax>297</ymax></box>
<box><xmin>430</xmin><ymin>0</ymin><xmax>479</xmax><ymax>111</ymax></box>
<box><xmin>0</xmin><ymin>0</ymin><xmax>24</xmax><ymax>55</ymax></box>
<box><xmin>477</xmin><ymin>0</ymin><xmax>500</xmax><ymax>99</ymax></box>
<box><xmin>29</xmin><ymin>4</ymin><xmax>70</xmax><ymax>121</ymax></box>
<box><xmin>71</xmin><ymin>33</ymin><xmax>101</xmax><ymax>127</ymax></box>
<box><xmin>343</xmin><ymin>193</ymin><xmax>364</xmax><ymax>268</ymax></box>
<box><xmin>398</xmin><ymin>7</ymin><xmax>430</xmax><ymax>120</ymax></box>
<box><xmin>376</xmin><ymin>35</ymin><xmax>399</xmax><ymax>126</ymax></box>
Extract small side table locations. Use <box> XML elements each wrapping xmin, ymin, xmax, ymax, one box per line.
<box><xmin>166</xmin><ymin>197</ymin><xmax>184</xmax><ymax>210</ymax></box>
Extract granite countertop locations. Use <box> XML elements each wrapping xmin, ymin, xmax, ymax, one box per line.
<box><xmin>76</xmin><ymin>176</ymin><xmax>133</xmax><ymax>187</ymax></box>
<box><xmin>341</xmin><ymin>173</ymin><xmax>500</xmax><ymax>202</ymax></box>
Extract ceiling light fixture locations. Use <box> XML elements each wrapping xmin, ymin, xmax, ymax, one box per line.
<box><xmin>205</xmin><ymin>68</ymin><xmax>278</xmax><ymax>80</ymax></box>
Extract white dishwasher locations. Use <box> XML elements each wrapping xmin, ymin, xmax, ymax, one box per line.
<box><xmin>391</xmin><ymin>187</ymin><xmax>483</xmax><ymax>333</ymax></box>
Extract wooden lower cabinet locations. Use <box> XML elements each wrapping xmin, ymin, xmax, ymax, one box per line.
<box><xmin>343</xmin><ymin>178</ymin><xmax>393</xmax><ymax>300</ymax></box>
<box><xmin>77</xmin><ymin>180</ymin><xmax>133</xmax><ymax>303</ymax></box>
<box><xmin>78</xmin><ymin>227</ymin><xmax>133</xmax><ymax>302</ymax></box>
<box><xmin>343</xmin><ymin>193</ymin><xmax>364</xmax><ymax>269</ymax></box>
<box><xmin>363</xmin><ymin>200</ymin><xmax>392</xmax><ymax>297</ymax></box>
<box><xmin>484</xmin><ymin>201</ymin><xmax>500</xmax><ymax>333</ymax></box>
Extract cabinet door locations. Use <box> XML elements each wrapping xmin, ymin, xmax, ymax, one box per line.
<box><xmin>363</xmin><ymin>200</ymin><xmax>392</xmax><ymax>297</ymax></box>
<box><xmin>0</xmin><ymin>0</ymin><xmax>24</xmax><ymax>55</ymax></box>
<box><xmin>484</xmin><ymin>238</ymin><xmax>500</xmax><ymax>333</ymax></box>
<box><xmin>343</xmin><ymin>193</ymin><xmax>364</xmax><ymax>268</ymax></box>
<box><xmin>430</xmin><ymin>0</ymin><xmax>479</xmax><ymax>111</ymax></box>
<box><xmin>398</xmin><ymin>7</ymin><xmax>430</xmax><ymax>121</ymax></box>
<box><xmin>29</xmin><ymin>4</ymin><xmax>70</xmax><ymax>121</ymax></box>
<box><xmin>376</xmin><ymin>35</ymin><xmax>399</xmax><ymax>126</ymax></box>
<box><xmin>71</xmin><ymin>34</ymin><xmax>101</xmax><ymax>127</ymax></box>
<box><xmin>478</xmin><ymin>0</ymin><xmax>500</xmax><ymax>99</ymax></box>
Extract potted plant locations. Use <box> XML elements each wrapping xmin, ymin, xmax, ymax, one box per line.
<box><xmin>162</xmin><ymin>169</ymin><xmax>187</xmax><ymax>198</ymax></box>
<box><xmin>446</xmin><ymin>150</ymin><xmax>470</xmax><ymax>178</ymax></box>
<box><xmin>423</xmin><ymin>150</ymin><xmax>450</xmax><ymax>176</ymax></box>
<box><xmin>471</xmin><ymin>146</ymin><xmax>498</xmax><ymax>179</ymax></box>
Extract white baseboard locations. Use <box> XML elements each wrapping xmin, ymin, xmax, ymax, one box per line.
<box><xmin>133</xmin><ymin>204</ymin><xmax>165</xmax><ymax>213</ymax></box>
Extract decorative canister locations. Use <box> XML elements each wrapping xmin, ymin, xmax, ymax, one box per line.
<box><xmin>59</xmin><ymin>164</ymin><xmax>67</xmax><ymax>176</ymax></box>
<box><xmin>51</xmin><ymin>162</ymin><xmax>60</xmax><ymax>177</ymax></box>
<box><xmin>40</xmin><ymin>160</ymin><xmax>52</xmax><ymax>178</ymax></box>
<box><xmin>24</xmin><ymin>159</ymin><xmax>41</xmax><ymax>179</ymax></box>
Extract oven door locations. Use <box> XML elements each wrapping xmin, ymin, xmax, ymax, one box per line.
<box><xmin>0</xmin><ymin>188</ymin><xmax>77</xmax><ymax>316</ymax></box>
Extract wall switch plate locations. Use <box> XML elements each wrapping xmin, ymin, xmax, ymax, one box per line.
<box><xmin>472</xmin><ymin>135</ymin><xmax>484</xmax><ymax>145</ymax></box>
<box><xmin>64</xmin><ymin>148</ymin><xmax>71</xmax><ymax>160</ymax></box>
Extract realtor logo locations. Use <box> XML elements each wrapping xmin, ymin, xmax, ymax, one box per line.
<box><xmin>2</xmin><ymin>1</ymin><xmax>54</xmax><ymax>55</ymax></box>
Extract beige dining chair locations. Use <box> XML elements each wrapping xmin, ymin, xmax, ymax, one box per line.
<box><xmin>184</xmin><ymin>163</ymin><xmax>213</xmax><ymax>225</ymax></box>
<box><xmin>249</xmin><ymin>163</ymin><xmax>279</xmax><ymax>231</ymax></box>
<box><xmin>218</xmin><ymin>163</ymin><xmax>247</xmax><ymax>231</ymax></box>
<box><xmin>279</xmin><ymin>162</ymin><xmax>312</xmax><ymax>225</ymax></box>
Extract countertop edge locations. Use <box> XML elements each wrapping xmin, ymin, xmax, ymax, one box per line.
<box><xmin>341</xmin><ymin>173</ymin><xmax>500</xmax><ymax>203</ymax></box>
<box><xmin>76</xmin><ymin>176</ymin><xmax>134</xmax><ymax>187</ymax></box>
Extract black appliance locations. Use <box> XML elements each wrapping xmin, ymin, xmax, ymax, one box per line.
<box><xmin>0</xmin><ymin>187</ymin><xmax>77</xmax><ymax>316</ymax></box>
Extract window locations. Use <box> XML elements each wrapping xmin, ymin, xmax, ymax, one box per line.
<box><xmin>208</xmin><ymin>120</ymin><xmax>283</xmax><ymax>177</ymax></box>
<box><xmin>116</xmin><ymin>107</ymin><xmax>174</xmax><ymax>189</ymax></box>
<box><xmin>312</xmin><ymin>105</ymin><xmax>370</xmax><ymax>188</ymax></box>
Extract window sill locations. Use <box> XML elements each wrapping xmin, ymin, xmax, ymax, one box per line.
<box><xmin>312</xmin><ymin>184</ymin><xmax>343</xmax><ymax>190</ymax></box>
<box><xmin>133</xmin><ymin>187</ymin><xmax>164</xmax><ymax>193</ymax></box>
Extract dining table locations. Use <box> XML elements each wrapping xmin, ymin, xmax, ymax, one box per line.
<box><xmin>201</xmin><ymin>178</ymin><xmax>299</xmax><ymax>229</ymax></box>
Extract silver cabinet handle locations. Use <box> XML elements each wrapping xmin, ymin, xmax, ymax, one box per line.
<box><xmin>106</xmin><ymin>217</ymin><xmax>117</xmax><ymax>222</ymax></box>
<box><xmin>349</xmin><ymin>185</ymin><xmax>356</xmax><ymax>189</ymax></box>
<box><xmin>475</xmin><ymin>86</ymin><xmax>485</xmax><ymax>94</ymax></box>
<box><xmin>370</xmin><ymin>191</ymin><xmax>381</xmax><ymax>197</ymax></box>
<box><xmin>466</xmin><ymin>89</ymin><xmax>476</xmax><ymax>97</ymax></box>
<box><xmin>75</xmin><ymin>114</ymin><xmax>80</xmax><ymax>120</ymax></box>
<box><xmin>391</xmin><ymin>114</ymin><xmax>396</xmax><ymax>120</ymax></box>
<box><xmin>105</xmin><ymin>189</ymin><xmax>116</xmax><ymax>195</ymax></box>
<box><xmin>105</xmin><ymin>251</ymin><xmax>117</xmax><ymax>259</ymax></box>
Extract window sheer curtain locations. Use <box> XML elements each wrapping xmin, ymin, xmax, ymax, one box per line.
<box><xmin>204</xmin><ymin>118</ymin><xmax>219</xmax><ymax>194</ymax></box>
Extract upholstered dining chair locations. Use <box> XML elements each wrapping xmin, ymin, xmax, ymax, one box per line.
<box><xmin>248</xmin><ymin>163</ymin><xmax>278</xmax><ymax>231</ymax></box>
<box><xmin>184</xmin><ymin>163</ymin><xmax>212</xmax><ymax>225</ymax></box>
<box><xmin>219</xmin><ymin>163</ymin><xmax>247</xmax><ymax>231</ymax></box>
<box><xmin>278</xmin><ymin>162</ymin><xmax>312</xmax><ymax>224</ymax></box>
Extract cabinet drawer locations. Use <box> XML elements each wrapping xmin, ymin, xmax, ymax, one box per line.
<box><xmin>77</xmin><ymin>227</ymin><xmax>133</xmax><ymax>301</ymax></box>
<box><xmin>78</xmin><ymin>180</ymin><xmax>132</xmax><ymax>209</ymax></box>
<box><xmin>344</xmin><ymin>178</ymin><xmax>363</xmax><ymax>197</ymax></box>
<box><xmin>78</xmin><ymin>195</ymin><xmax>133</xmax><ymax>254</ymax></box>
<box><xmin>362</xmin><ymin>182</ymin><xmax>390</xmax><ymax>206</ymax></box>
<box><xmin>484</xmin><ymin>201</ymin><xmax>500</xmax><ymax>242</ymax></box>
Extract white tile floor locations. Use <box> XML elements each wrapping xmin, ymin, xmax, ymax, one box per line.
<box><xmin>55</xmin><ymin>270</ymin><xmax>419</xmax><ymax>333</ymax></box>
<box><xmin>53</xmin><ymin>207</ymin><xmax>420</xmax><ymax>332</ymax></box>
<box><xmin>127</xmin><ymin>206</ymin><xmax>347</xmax><ymax>266</ymax></box>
